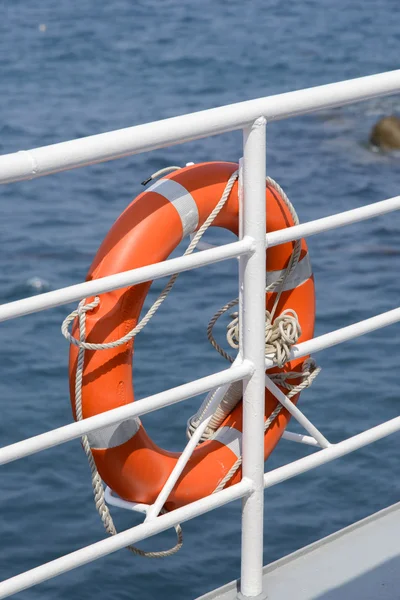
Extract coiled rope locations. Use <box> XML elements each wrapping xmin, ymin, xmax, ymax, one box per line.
<box><xmin>206</xmin><ymin>175</ymin><xmax>303</xmax><ymax>367</ymax></box>
<box><xmin>62</xmin><ymin>166</ymin><xmax>320</xmax><ymax>557</ymax></box>
<box><xmin>187</xmin><ymin>176</ymin><xmax>320</xmax><ymax>462</ymax></box>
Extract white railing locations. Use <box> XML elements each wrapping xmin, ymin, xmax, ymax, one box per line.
<box><xmin>0</xmin><ymin>70</ymin><xmax>399</xmax><ymax>600</ymax></box>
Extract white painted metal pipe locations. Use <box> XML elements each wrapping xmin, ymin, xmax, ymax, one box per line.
<box><xmin>266</xmin><ymin>195</ymin><xmax>400</xmax><ymax>248</ymax></box>
<box><xmin>0</xmin><ymin>193</ymin><xmax>398</xmax><ymax>326</ymax></box>
<box><xmin>189</xmin><ymin>234</ymin><xmax>216</xmax><ymax>251</ymax></box>
<box><xmin>293</xmin><ymin>306</ymin><xmax>400</xmax><ymax>361</ymax></box>
<box><xmin>265</xmin><ymin>306</ymin><xmax>400</xmax><ymax>369</ymax></box>
<box><xmin>0</xmin><ymin>71</ymin><xmax>399</xmax><ymax>183</ymax></box>
<box><xmin>281</xmin><ymin>431</ymin><xmax>321</xmax><ymax>447</ymax></box>
<box><xmin>145</xmin><ymin>372</ymin><xmax>241</xmax><ymax>521</ymax></box>
<box><xmin>104</xmin><ymin>487</ymin><xmax>149</xmax><ymax>514</ymax></box>
<box><xmin>1</xmin><ymin>417</ymin><xmax>398</xmax><ymax>600</ymax></box>
<box><xmin>0</xmin><ymin>291</ymin><xmax>397</xmax><ymax>470</ymax></box>
<box><xmin>0</xmin><ymin>479</ymin><xmax>253</xmax><ymax>599</ymax></box>
<box><xmin>145</xmin><ymin>413</ymin><xmax>213</xmax><ymax>522</ymax></box>
<box><xmin>192</xmin><ymin>194</ymin><xmax>400</xmax><ymax>253</ymax></box>
<box><xmin>264</xmin><ymin>415</ymin><xmax>400</xmax><ymax>489</ymax></box>
<box><xmin>110</xmin><ymin>408</ymin><xmax>322</xmax><ymax>516</ymax></box>
<box><xmin>264</xmin><ymin>375</ymin><xmax>330</xmax><ymax>448</ymax></box>
<box><xmin>0</xmin><ymin>362</ymin><xmax>253</xmax><ymax>466</ymax></box>
<box><xmin>239</xmin><ymin>118</ymin><xmax>267</xmax><ymax>599</ymax></box>
<box><xmin>0</xmin><ymin>238</ymin><xmax>253</xmax><ymax>323</ymax></box>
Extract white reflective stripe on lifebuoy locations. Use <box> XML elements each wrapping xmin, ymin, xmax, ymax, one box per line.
<box><xmin>266</xmin><ymin>253</ymin><xmax>312</xmax><ymax>292</ymax></box>
<box><xmin>87</xmin><ymin>417</ymin><xmax>141</xmax><ymax>449</ymax></box>
<box><xmin>212</xmin><ymin>426</ymin><xmax>242</xmax><ymax>459</ymax></box>
<box><xmin>147</xmin><ymin>179</ymin><xmax>199</xmax><ymax>238</ymax></box>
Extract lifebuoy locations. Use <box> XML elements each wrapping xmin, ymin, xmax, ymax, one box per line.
<box><xmin>69</xmin><ymin>162</ymin><xmax>315</xmax><ymax>510</ymax></box>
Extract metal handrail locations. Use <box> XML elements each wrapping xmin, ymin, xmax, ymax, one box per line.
<box><xmin>0</xmin><ymin>194</ymin><xmax>399</xmax><ymax>323</ymax></box>
<box><xmin>0</xmin><ymin>362</ymin><xmax>253</xmax><ymax>466</ymax></box>
<box><xmin>0</xmin><ymin>70</ymin><xmax>399</xmax><ymax>599</ymax></box>
<box><xmin>0</xmin><ymin>70</ymin><xmax>399</xmax><ymax>183</ymax></box>
<box><xmin>0</xmin><ymin>238</ymin><xmax>254</xmax><ymax>323</ymax></box>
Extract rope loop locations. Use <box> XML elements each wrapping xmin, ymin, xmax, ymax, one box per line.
<box><xmin>200</xmin><ymin>175</ymin><xmax>321</xmax><ymax>491</ymax></box>
<box><xmin>61</xmin><ymin>297</ymin><xmax>100</xmax><ymax>348</ymax></box>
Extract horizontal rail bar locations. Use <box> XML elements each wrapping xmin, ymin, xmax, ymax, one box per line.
<box><xmin>0</xmin><ymin>362</ymin><xmax>253</xmax><ymax>466</ymax></box>
<box><xmin>0</xmin><ymin>238</ymin><xmax>253</xmax><ymax>323</ymax></box>
<box><xmin>281</xmin><ymin>431</ymin><xmax>321</xmax><ymax>447</ymax></box>
<box><xmin>266</xmin><ymin>195</ymin><xmax>400</xmax><ymax>247</ymax></box>
<box><xmin>1</xmin><ymin>304</ymin><xmax>397</xmax><ymax>465</ymax></box>
<box><xmin>266</xmin><ymin>305</ymin><xmax>400</xmax><ymax>368</ymax></box>
<box><xmin>1</xmin><ymin>194</ymin><xmax>397</xmax><ymax>324</ymax></box>
<box><xmin>264</xmin><ymin>415</ymin><xmax>400</xmax><ymax>489</ymax></box>
<box><xmin>0</xmin><ymin>71</ymin><xmax>399</xmax><ymax>183</ymax></box>
<box><xmin>4</xmin><ymin>415</ymin><xmax>399</xmax><ymax>598</ymax></box>
<box><xmin>0</xmin><ymin>478</ymin><xmax>252</xmax><ymax>599</ymax></box>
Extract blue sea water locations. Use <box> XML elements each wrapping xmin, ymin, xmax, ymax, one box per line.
<box><xmin>1</xmin><ymin>1</ymin><xmax>400</xmax><ymax>598</ymax></box>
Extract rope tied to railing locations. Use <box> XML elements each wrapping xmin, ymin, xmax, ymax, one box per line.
<box><xmin>72</xmin><ymin>298</ymin><xmax>183</xmax><ymax>558</ymax></box>
<box><xmin>62</xmin><ymin>168</ymin><xmax>239</xmax><ymax>352</ymax></box>
<box><xmin>212</xmin><ymin>358</ymin><xmax>321</xmax><ymax>493</ymax></box>
<box><xmin>187</xmin><ymin>175</ymin><xmax>320</xmax><ymax>467</ymax></box>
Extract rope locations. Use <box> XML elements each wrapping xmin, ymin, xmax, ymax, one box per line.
<box><xmin>141</xmin><ymin>165</ymin><xmax>181</xmax><ymax>186</ymax></box>
<box><xmin>62</xmin><ymin>168</ymin><xmax>239</xmax><ymax>558</ymax></box>
<box><xmin>227</xmin><ymin>308</ymin><xmax>301</xmax><ymax>369</ymax></box>
<box><xmin>73</xmin><ymin>300</ymin><xmax>182</xmax><ymax>558</ymax></box>
<box><xmin>212</xmin><ymin>358</ymin><xmax>321</xmax><ymax>493</ymax></box>
<box><xmin>184</xmin><ymin>175</ymin><xmax>320</xmax><ymax>493</ymax></box>
<box><xmin>62</xmin><ymin>169</ymin><xmax>239</xmax><ymax>352</ymax></box>
<box><xmin>202</xmin><ymin>177</ymin><xmax>320</xmax><ymax>493</ymax></box>
<box><xmin>186</xmin><ymin>380</ymin><xmax>242</xmax><ymax>442</ymax></box>
<box><xmin>206</xmin><ymin>176</ymin><xmax>302</xmax><ymax>365</ymax></box>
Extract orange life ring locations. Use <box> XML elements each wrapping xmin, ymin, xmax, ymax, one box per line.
<box><xmin>69</xmin><ymin>161</ymin><xmax>315</xmax><ymax>511</ymax></box>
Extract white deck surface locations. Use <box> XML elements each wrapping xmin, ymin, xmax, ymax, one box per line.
<box><xmin>196</xmin><ymin>501</ymin><xmax>400</xmax><ymax>600</ymax></box>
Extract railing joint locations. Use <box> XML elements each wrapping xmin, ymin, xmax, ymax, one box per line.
<box><xmin>241</xmin><ymin>235</ymin><xmax>257</xmax><ymax>254</ymax></box>
<box><xmin>240</xmin><ymin>477</ymin><xmax>256</xmax><ymax>495</ymax></box>
<box><xmin>241</xmin><ymin>359</ymin><xmax>256</xmax><ymax>376</ymax></box>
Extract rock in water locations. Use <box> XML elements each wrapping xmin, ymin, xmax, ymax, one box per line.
<box><xmin>370</xmin><ymin>116</ymin><xmax>400</xmax><ymax>150</ymax></box>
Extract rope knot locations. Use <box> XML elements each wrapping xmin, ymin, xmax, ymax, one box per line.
<box><xmin>61</xmin><ymin>297</ymin><xmax>100</xmax><ymax>348</ymax></box>
<box><xmin>78</xmin><ymin>296</ymin><xmax>100</xmax><ymax>316</ymax></box>
<box><xmin>226</xmin><ymin>308</ymin><xmax>301</xmax><ymax>368</ymax></box>
<box><xmin>265</xmin><ymin>308</ymin><xmax>301</xmax><ymax>368</ymax></box>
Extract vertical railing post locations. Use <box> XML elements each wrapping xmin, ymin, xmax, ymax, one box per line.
<box><xmin>238</xmin><ymin>117</ymin><xmax>267</xmax><ymax>599</ymax></box>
